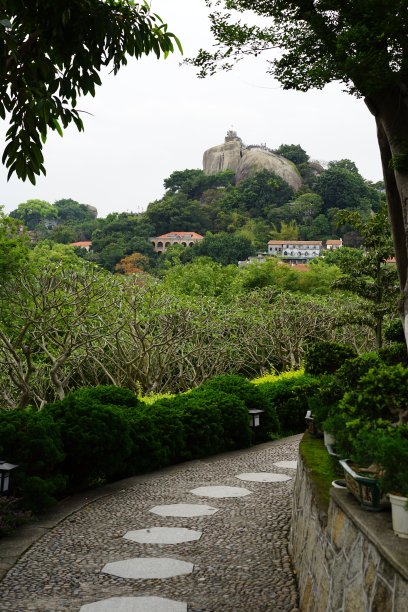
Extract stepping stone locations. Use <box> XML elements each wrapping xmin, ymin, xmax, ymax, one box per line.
<box><xmin>190</xmin><ymin>486</ymin><xmax>251</xmax><ymax>498</ymax></box>
<box><xmin>80</xmin><ymin>596</ymin><xmax>187</xmax><ymax>611</ymax></box>
<box><xmin>273</xmin><ymin>460</ymin><xmax>298</xmax><ymax>469</ymax></box>
<box><xmin>102</xmin><ymin>557</ymin><xmax>194</xmax><ymax>579</ymax></box>
<box><xmin>150</xmin><ymin>503</ymin><xmax>218</xmax><ymax>517</ymax></box>
<box><xmin>236</xmin><ymin>472</ymin><xmax>292</xmax><ymax>483</ymax></box>
<box><xmin>124</xmin><ymin>527</ymin><xmax>202</xmax><ymax>544</ymax></box>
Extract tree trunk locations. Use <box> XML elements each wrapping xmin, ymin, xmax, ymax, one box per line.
<box><xmin>366</xmin><ymin>86</ymin><xmax>408</xmax><ymax>347</ymax></box>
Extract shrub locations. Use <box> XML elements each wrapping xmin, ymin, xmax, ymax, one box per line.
<box><xmin>122</xmin><ymin>407</ymin><xmax>172</xmax><ymax>475</ymax></box>
<box><xmin>307</xmin><ymin>374</ymin><xmax>344</xmax><ymax>430</ymax></box>
<box><xmin>0</xmin><ymin>408</ymin><xmax>66</xmax><ymax>512</ymax></box>
<box><xmin>378</xmin><ymin>343</ymin><xmax>408</xmax><ymax>366</ymax></box>
<box><xmin>71</xmin><ymin>385</ymin><xmax>141</xmax><ymax>408</ymax></box>
<box><xmin>257</xmin><ymin>374</ymin><xmax>321</xmax><ymax>435</ymax></box>
<box><xmin>339</xmin><ymin>364</ymin><xmax>408</xmax><ymax>423</ymax></box>
<box><xmin>336</xmin><ymin>352</ymin><xmax>382</xmax><ymax>390</ymax></box>
<box><xmin>141</xmin><ymin>398</ymin><xmax>186</xmax><ymax>466</ymax></box>
<box><xmin>44</xmin><ymin>392</ymin><xmax>132</xmax><ymax>489</ymax></box>
<box><xmin>197</xmin><ymin>374</ymin><xmax>279</xmax><ymax>442</ymax></box>
<box><xmin>304</xmin><ymin>341</ymin><xmax>357</xmax><ymax>376</ymax></box>
<box><xmin>189</xmin><ymin>386</ymin><xmax>252</xmax><ymax>449</ymax></box>
<box><xmin>384</xmin><ymin>319</ymin><xmax>405</xmax><ymax>343</ymax></box>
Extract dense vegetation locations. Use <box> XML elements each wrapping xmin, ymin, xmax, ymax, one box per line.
<box><xmin>7</xmin><ymin>146</ymin><xmax>384</xmax><ymax>273</ymax></box>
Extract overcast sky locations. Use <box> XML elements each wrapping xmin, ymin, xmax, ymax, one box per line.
<box><xmin>1</xmin><ymin>0</ymin><xmax>382</xmax><ymax>218</ymax></box>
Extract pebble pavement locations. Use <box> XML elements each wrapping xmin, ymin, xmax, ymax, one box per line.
<box><xmin>0</xmin><ymin>436</ymin><xmax>301</xmax><ymax>612</ymax></box>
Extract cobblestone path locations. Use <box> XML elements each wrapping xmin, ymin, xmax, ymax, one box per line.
<box><xmin>0</xmin><ymin>436</ymin><xmax>301</xmax><ymax>612</ymax></box>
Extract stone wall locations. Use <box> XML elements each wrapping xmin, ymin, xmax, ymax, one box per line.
<box><xmin>290</xmin><ymin>449</ymin><xmax>408</xmax><ymax>611</ymax></box>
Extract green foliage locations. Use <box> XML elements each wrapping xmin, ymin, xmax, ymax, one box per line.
<box><xmin>378</xmin><ymin>343</ymin><xmax>408</xmax><ymax>366</ymax></box>
<box><xmin>384</xmin><ymin>319</ymin><xmax>406</xmax><ymax>343</ymax></box>
<box><xmin>257</xmin><ymin>374</ymin><xmax>321</xmax><ymax>435</ymax></box>
<box><xmin>9</xmin><ymin>199</ymin><xmax>57</xmax><ymax>230</ymax></box>
<box><xmin>315</xmin><ymin>166</ymin><xmax>379</xmax><ymax>214</ymax></box>
<box><xmin>1</xmin><ymin>0</ymin><xmax>181</xmax><ymax>183</ymax></box>
<box><xmin>275</xmin><ymin>144</ymin><xmax>309</xmax><ymax>166</ymax></box>
<box><xmin>70</xmin><ymin>386</ymin><xmax>141</xmax><ymax>408</ymax></box>
<box><xmin>339</xmin><ymin>364</ymin><xmax>408</xmax><ymax>423</ymax></box>
<box><xmin>0</xmin><ymin>408</ymin><xmax>66</xmax><ymax>512</ymax></box>
<box><xmin>44</xmin><ymin>392</ymin><xmax>133</xmax><ymax>489</ymax></box>
<box><xmin>161</xmin><ymin>258</ymin><xmax>240</xmax><ymax>299</ymax></box>
<box><xmin>193</xmin><ymin>375</ymin><xmax>270</xmax><ymax>445</ymax></box>
<box><xmin>304</xmin><ymin>341</ymin><xmax>357</xmax><ymax>376</ymax></box>
<box><xmin>186</xmin><ymin>232</ymin><xmax>255</xmax><ymax>265</ymax></box>
<box><xmin>0</xmin><ymin>206</ymin><xmax>30</xmax><ymax>279</ymax></box>
<box><xmin>336</xmin><ymin>352</ymin><xmax>383</xmax><ymax>390</ymax></box>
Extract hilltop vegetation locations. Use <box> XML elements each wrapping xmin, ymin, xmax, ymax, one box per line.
<box><xmin>7</xmin><ymin>145</ymin><xmax>384</xmax><ymax>272</ymax></box>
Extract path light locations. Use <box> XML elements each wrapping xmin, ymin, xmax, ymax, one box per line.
<box><xmin>248</xmin><ymin>409</ymin><xmax>264</xmax><ymax>429</ymax></box>
<box><xmin>0</xmin><ymin>460</ymin><xmax>18</xmax><ymax>495</ymax></box>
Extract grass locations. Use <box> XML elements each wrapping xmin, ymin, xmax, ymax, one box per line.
<box><xmin>299</xmin><ymin>433</ymin><xmax>341</xmax><ymax>510</ymax></box>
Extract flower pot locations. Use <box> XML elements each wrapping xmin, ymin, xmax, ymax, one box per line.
<box><xmin>332</xmin><ymin>479</ymin><xmax>347</xmax><ymax>489</ymax></box>
<box><xmin>389</xmin><ymin>493</ymin><xmax>408</xmax><ymax>538</ymax></box>
<box><xmin>339</xmin><ymin>459</ymin><xmax>387</xmax><ymax>512</ymax></box>
<box><xmin>324</xmin><ymin>431</ymin><xmax>336</xmax><ymax>446</ymax></box>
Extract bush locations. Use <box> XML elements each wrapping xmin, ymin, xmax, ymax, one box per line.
<box><xmin>121</xmin><ymin>408</ymin><xmax>170</xmax><ymax>476</ymax></box>
<box><xmin>0</xmin><ymin>408</ymin><xmax>66</xmax><ymax>512</ymax></box>
<box><xmin>257</xmin><ymin>374</ymin><xmax>321</xmax><ymax>435</ymax></box>
<box><xmin>339</xmin><ymin>364</ymin><xmax>408</xmax><ymax>423</ymax></box>
<box><xmin>384</xmin><ymin>319</ymin><xmax>405</xmax><ymax>343</ymax></box>
<box><xmin>304</xmin><ymin>341</ymin><xmax>357</xmax><ymax>376</ymax></box>
<box><xmin>336</xmin><ymin>352</ymin><xmax>382</xmax><ymax>390</ymax></box>
<box><xmin>44</xmin><ymin>391</ymin><xmax>132</xmax><ymax>489</ymax></box>
<box><xmin>189</xmin><ymin>386</ymin><xmax>252</xmax><ymax>449</ymax></box>
<box><xmin>378</xmin><ymin>343</ymin><xmax>408</xmax><ymax>366</ymax></box>
<box><xmin>71</xmin><ymin>385</ymin><xmax>141</xmax><ymax>408</ymax></box>
<box><xmin>197</xmin><ymin>374</ymin><xmax>279</xmax><ymax>442</ymax></box>
<box><xmin>140</xmin><ymin>399</ymin><xmax>186</xmax><ymax>466</ymax></box>
<box><xmin>307</xmin><ymin>374</ymin><xmax>344</xmax><ymax>430</ymax></box>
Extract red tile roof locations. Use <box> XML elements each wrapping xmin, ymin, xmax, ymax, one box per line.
<box><xmin>326</xmin><ymin>239</ymin><xmax>342</xmax><ymax>245</ymax></box>
<box><xmin>70</xmin><ymin>241</ymin><xmax>92</xmax><ymax>247</ymax></box>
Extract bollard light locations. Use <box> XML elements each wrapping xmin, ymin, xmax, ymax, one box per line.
<box><xmin>0</xmin><ymin>461</ymin><xmax>18</xmax><ymax>495</ymax></box>
<box><xmin>248</xmin><ymin>409</ymin><xmax>264</xmax><ymax>428</ymax></box>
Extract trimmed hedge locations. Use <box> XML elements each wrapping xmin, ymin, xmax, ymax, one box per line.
<box><xmin>257</xmin><ymin>374</ymin><xmax>321</xmax><ymax>435</ymax></box>
<box><xmin>0</xmin><ymin>409</ymin><xmax>66</xmax><ymax>512</ymax></box>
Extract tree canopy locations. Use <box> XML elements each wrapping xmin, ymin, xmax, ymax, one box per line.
<box><xmin>190</xmin><ymin>0</ymin><xmax>408</xmax><ymax>345</ymax></box>
<box><xmin>0</xmin><ymin>0</ymin><xmax>181</xmax><ymax>183</ymax></box>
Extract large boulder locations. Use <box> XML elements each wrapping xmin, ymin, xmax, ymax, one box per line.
<box><xmin>203</xmin><ymin>132</ymin><xmax>302</xmax><ymax>192</ymax></box>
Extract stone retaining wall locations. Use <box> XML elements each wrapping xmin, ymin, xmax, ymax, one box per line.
<box><xmin>290</xmin><ymin>448</ymin><xmax>408</xmax><ymax>611</ymax></box>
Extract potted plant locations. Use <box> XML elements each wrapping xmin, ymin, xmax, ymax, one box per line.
<box><xmin>373</xmin><ymin>432</ymin><xmax>408</xmax><ymax>537</ymax></box>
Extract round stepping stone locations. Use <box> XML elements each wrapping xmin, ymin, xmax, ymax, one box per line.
<box><xmin>80</xmin><ymin>596</ymin><xmax>187</xmax><ymax>612</ymax></box>
<box><xmin>150</xmin><ymin>503</ymin><xmax>218</xmax><ymax>517</ymax></box>
<box><xmin>102</xmin><ymin>557</ymin><xmax>194</xmax><ymax>579</ymax></box>
<box><xmin>236</xmin><ymin>472</ymin><xmax>292</xmax><ymax>483</ymax></box>
<box><xmin>190</xmin><ymin>486</ymin><xmax>251</xmax><ymax>498</ymax></box>
<box><xmin>273</xmin><ymin>460</ymin><xmax>298</xmax><ymax>469</ymax></box>
<box><xmin>123</xmin><ymin>527</ymin><xmax>202</xmax><ymax>544</ymax></box>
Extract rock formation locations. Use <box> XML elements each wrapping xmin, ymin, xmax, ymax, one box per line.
<box><xmin>203</xmin><ymin>131</ymin><xmax>302</xmax><ymax>193</ymax></box>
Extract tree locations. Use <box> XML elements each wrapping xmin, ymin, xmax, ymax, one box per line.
<box><xmin>0</xmin><ymin>1</ymin><xmax>181</xmax><ymax>183</ymax></box>
<box><xmin>53</xmin><ymin>199</ymin><xmax>95</xmax><ymax>223</ymax></box>
<box><xmin>115</xmin><ymin>252</ymin><xmax>149</xmax><ymax>275</ymax></box>
<box><xmin>315</xmin><ymin>166</ymin><xmax>380</xmax><ymax>214</ymax></box>
<box><xmin>329</xmin><ymin>206</ymin><xmax>399</xmax><ymax>348</ymax></box>
<box><xmin>10</xmin><ymin>199</ymin><xmax>57</xmax><ymax>230</ymax></box>
<box><xmin>0</xmin><ymin>206</ymin><xmax>29</xmax><ymax>279</ymax></box>
<box><xmin>190</xmin><ymin>0</ymin><xmax>408</xmax><ymax>345</ymax></box>
<box><xmin>275</xmin><ymin>144</ymin><xmax>309</xmax><ymax>165</ymax></box>
<box><xmin>186</xmin><ymin>232</ymin><xmax>255</xmax><ymax>266</ymax></box>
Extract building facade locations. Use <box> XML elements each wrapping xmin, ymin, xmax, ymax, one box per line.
<box><xmin>268</xmin><ymin>240</ymin><xmax>323</xmax><ymax>263</ymax></box>
<box><xmin>150</xmin><ymin>232</ymin><xmax>204</xmax><ymax>253</ymax></box>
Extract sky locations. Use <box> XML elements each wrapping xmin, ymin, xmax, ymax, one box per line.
<box><xmin>1</xmin><ymin>0</ymin><xmax>383</xmax><ymax>218</ymax></box>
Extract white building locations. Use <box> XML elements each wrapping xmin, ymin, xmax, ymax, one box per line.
<box><xmin>268</xmin><ymin>240</ymin><xmax>323</xmax><ymax>262</ymax></box>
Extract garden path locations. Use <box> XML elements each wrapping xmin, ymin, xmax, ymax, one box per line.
<box><xmin>0</xmin><ymin>435</ymin><xmax>301</xmax><ymax>611</ymax></box>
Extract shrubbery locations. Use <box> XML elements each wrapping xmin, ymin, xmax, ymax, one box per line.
<box><xmin>257</xmin><ymin>374</ymin><xmax>321</xmax><ymax>435</ymax></box>
<box><xmin>304</xmin><ymin>341</ymin><xmax>357</xmax><ymax>375</ymax></box>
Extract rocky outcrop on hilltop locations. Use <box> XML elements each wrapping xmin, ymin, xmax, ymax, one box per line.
<box><xmin>203</xmin><ymin>131</ymin><xmax>302</xmax><ymax>192</ymax></box>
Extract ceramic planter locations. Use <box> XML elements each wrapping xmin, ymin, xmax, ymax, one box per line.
<box><xmin>389</xmin><ymin>493</ymin><xmax>408</xmax><ymax>538</ymax></box>
<box><xmin>305</xmin><ymin>411</ymin><xmax>320</xmax><ymax>437</ymax></box>
<box><xmin>339</xmin><ymin>459</ymin><xmax>387</xmax><ymax>512</ymax></box>
<box><xmin>324</xmin><ymin>431</ymin><xmax>336</xmax><ymax>447</ymax></box>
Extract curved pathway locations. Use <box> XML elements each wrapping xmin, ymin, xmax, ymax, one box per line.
<box><xmin>0</xmin><ymin>436</ymin><xmax>301</xmax><ymax>611</ymax></box>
